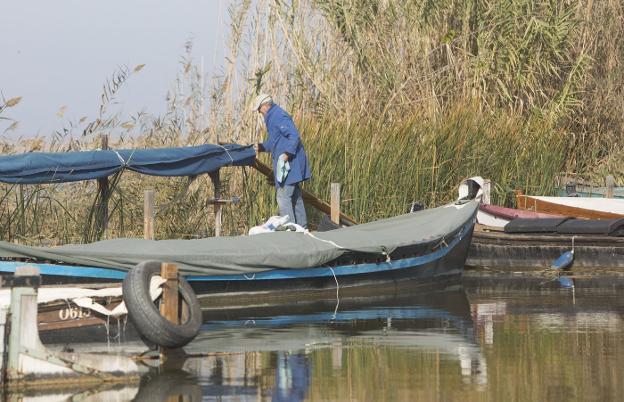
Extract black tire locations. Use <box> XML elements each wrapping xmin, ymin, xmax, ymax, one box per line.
<box><xmin>122</xmin><ymin>260</ymin><xmax>201</xmax><ymax>348</ymax></box>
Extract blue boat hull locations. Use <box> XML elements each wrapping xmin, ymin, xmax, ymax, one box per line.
<box><xmin>0</xmin><ymin>220</ymin><xmax>475</xmax><ymax>306</ymax></box>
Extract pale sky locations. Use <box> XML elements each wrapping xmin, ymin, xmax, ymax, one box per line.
<box><xmin>0</xmin><ymin>0</ymin><xmax>229</xmax><ymax>137</ymax></box>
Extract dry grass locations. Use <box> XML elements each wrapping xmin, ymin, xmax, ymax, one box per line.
<box><xmin>0</xmin><ymin>0</ymin><xmax>623</xmax><ymax>244</ymax></box>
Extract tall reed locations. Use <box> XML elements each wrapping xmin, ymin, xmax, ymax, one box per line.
<box><xmin>1</xmin><ymin>0</ymin><xmax>623</xmax><ymax>244</ymax></box>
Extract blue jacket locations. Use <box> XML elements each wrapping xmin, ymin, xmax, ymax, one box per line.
<box><xmin>261</xmin><ymin>104</ymin><xmax>311</xmax><ymax>186</ymax></box>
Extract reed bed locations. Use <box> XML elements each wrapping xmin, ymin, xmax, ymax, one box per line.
<box><xmin>0</xmin><ymin>0</ymin><xmax>623</xmax><ymax>244</ymax></box>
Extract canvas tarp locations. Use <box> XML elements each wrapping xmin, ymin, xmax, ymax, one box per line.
<box><xmin>0</xmin><ymin>144</ymin><xmax>255</xmax><ymax>184</ymax></box>
<box><xmin>0</xmin><ymin>200</ymin><xmax>477</xmax><ymax>276</ymax></box>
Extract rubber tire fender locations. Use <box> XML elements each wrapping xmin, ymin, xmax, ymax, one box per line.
<box><xmin>122</xmin><ymin>260</ymin><xmax>202</xmax><ymax>348</ymax></box>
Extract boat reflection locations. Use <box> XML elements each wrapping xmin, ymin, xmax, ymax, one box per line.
<box><xmin>178</xmin><ymin>289</ymin><xmax>487</xmax><ymax>400</ymax></box>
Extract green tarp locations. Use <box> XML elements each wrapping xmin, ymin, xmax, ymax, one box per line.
<box><xmin>0</xmin><ymin>200</ymin><xmax>477</xmax><ymax>276</ymax></box>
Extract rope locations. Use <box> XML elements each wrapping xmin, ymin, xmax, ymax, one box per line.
<box><xmin>304</xmin><ymin>231</ymin><xmax>345</xmax><ymax>249</ymax></box>
<box><xmin>217</xmin><ymin>144</ymin><xmax>235</xmax><ymax>164</ymax></box>
<box><xmin>329</xmin><ymin>267</ymin><xmax>340</xmax><ymax>319</ymax></box>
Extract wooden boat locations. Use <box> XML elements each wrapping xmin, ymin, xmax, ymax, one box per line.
<box><xmin>453</xmin><ymin>178</ymin><xmax>624</xmax><ymax>270</ymax></box>
<box><xmin>467</xmin><ymin>225</ymin><xmax>624</xmax><ymax>270</ymax></box>
<box><xmin>516</xmin><ymin>192</ymin><xmax>624</xmax><ymax>219</ymax></box>
<box><xmin>477</xmin><ymin>204</ymin><xmax>561</xmax><ymax>228</ymax></box>
<box><xmin>0</xmin><ymin>199</ymin><xmax>478</xmax><ymax>313</ymax></box>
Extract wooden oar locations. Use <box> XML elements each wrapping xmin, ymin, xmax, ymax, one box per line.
<box><xmin>251</xmin><ymin>159</ymin><xmax>357</xmax><ymax>226</ymax></box>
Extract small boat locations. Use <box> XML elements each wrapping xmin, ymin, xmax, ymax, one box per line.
<box><xmin>0</xmin><ymin>198</ymin><xmax>478</xmax><ymax>308</ymax></box>
<box><xmin>477</xmin><ymin>204</ymin><xmax>562</xmax><ymax>228</ymax></box>
<box><xmin>467</xmin><ymin>224</ymin><xmax>624</xmax><ymax>270</ymax></box>
<box><xmin>0</xmin><ymin>146</ymin><xmax>478</xmax><ymax>346</ymax></box>
<box><xmin>516</xmin><ymin>193</ymin><xmax>624</xmax><ymax>219</ymax></box>
<box><xmin>457</xmin><ymin>178</ymin><xmax>624</xmax><ymax>270</ymax></box>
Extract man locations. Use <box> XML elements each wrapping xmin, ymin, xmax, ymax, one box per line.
<box><xmin>252</xmin><ymin>94</ymin><xmax>311</xmax><ymax>228</ymax></box>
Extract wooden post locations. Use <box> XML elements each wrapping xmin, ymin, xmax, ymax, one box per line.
<box><xmin>144</xmin><ymin>189</ymin><xmax>155</xmax><ymax>240</ymax></box>
<box><xmin>96</xmin><ymin>134</ymin><xmax>109</xmax><ymax>238</ymax></box>
<box><xmin>606</xmin><ymin>175</ymin><xmax>615</xmax><ymax>198</ymax></box>
<box><xmin>159</xmin><ymin>263</ymin><xmax>179</xmax><ymax>325</ymax></box>
<box><xmin>482</xmin><ymin>179</ymin><xmax>491</xmax><ymax>205</ymax></box>
<box><xmin>159</xmin><ymin>263</ymin><xmax>179</xmax><ymax>362</ymax></box>
<box><xmin>331</xmin><ymin>183</ymin><xmax>341</xmax><ymax>225</ymax></box>
<box><xmin>209</xmin><ymin>170</ymin><xmax>222</xmax><ymax>237</ymax></box>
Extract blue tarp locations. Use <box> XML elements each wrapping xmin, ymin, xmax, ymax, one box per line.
<box><xmin>0</xmin><ymin>144</ymin><xmax>256</xmax><ymax>184</ymax></box>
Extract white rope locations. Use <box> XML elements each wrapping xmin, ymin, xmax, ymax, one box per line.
<box><xmin>304</xmin><ymin>231</ymin><xmax>345</xmax><ymax>249</ymax></box>
<box><xmin>112</xmin><ymin>149</ymin><xmax>136</xmax><ymax>167</ymax></box>
<box><xmin>329</xmin><ymin>267</ymin><xmax>340</xmax><ymax>319</ymax></box>
<box><xmin>113</xmin><ymin>150</ymin><xmax>126</xmax><ymax>165</ymax></box>
<box><xmin>243</xmin><ymin>272</ymin><xmax>256</xmax><ymax>280</ymax></box>
<box><xmin>218</xmin><ymin>144</ymin><xmax>235</xmax><ymax>164</ymax></box>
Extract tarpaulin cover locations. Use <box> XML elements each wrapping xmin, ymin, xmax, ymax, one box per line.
<box><xmin>0</xmin><ymin>144</ymin><xmax>256</xmax><ymax>184</ymax></box>
<box><xmin>0</xmin><ymin>200</ymin><xmax>477</xmax><ymax>276</ymax></box>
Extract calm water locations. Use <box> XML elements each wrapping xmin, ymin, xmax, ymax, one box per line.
<box><xmin>7</xmin><ymin>271</ymin><xmax>624</xmax><ymax>401</ymax></box>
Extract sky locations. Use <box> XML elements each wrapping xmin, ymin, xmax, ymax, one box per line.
<box><xmin>0</xmin><ymin>0</ymin><xmax>229</xmax><ymax>137</ymax></box>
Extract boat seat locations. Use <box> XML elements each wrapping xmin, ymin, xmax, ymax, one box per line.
<box><xmin>504</xmin><ymin>217</ymin><xmax>572</xmax><ymax>234</ymax></box>
<box><xmin>556</xmin><ymin>218</ymin><xmax>624</xmax><ymax>236</ymax></box>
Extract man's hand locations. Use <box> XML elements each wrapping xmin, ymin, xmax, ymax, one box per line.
<box><xmin>279</xmin><ymin>153</ymin><xmax>289</xmax><ymax>161</ymax></box>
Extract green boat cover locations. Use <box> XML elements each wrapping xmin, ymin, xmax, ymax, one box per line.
<box><xmin>0</xmin><ymin>200</ymin><xmax>477</xmax><ymax>276</ymax></box>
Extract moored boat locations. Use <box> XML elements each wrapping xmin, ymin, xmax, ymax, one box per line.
<box><xmin>0</xmin><ymin>198</ymin><xmax>478</xmax><ymax>308</ymax></box>
<box><xmin>477</xmin><ymin>204</ymin><xmax>562</xmax><ymax>228</ymax></box>
<box><xmin>516</xmin><ymin>193</ymin><xmax>624</xmax><ymax>219</ymax></box>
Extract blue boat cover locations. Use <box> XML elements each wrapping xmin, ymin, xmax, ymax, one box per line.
<box><xmin>0</xmin><ymin>144</ymin><xmax>256</xmax><ymax>184</ymax></box>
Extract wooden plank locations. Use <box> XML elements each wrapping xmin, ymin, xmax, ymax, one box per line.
<box><xmin>159</xmin><ymin>263</ymin><xmax>179</xmax><ymax>325</ymax></box>
<box><xmin>252</xmin><ymin>159</ymin><xmax>357</xmax><ymax>226</ymax></box>
<box><xmin>330</xmin><ymin>183</ymin><xmax>341</xmax><ymax>225</ymax></box>
<box><xmin>144</xmin><ymin>189</ymin><xmax>155</xmax><ymax>240</ymax></box>
<box><xmin>209</xmin><ymin>170</ymin><xmax>222</xmax><ymax>236</ymax></box>
<box><xmin>516</xmin><ymin>193</ymin><xmax>623</xmax><ymax>219</ymax></box>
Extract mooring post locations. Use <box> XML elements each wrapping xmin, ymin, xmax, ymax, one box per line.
<box><xmin>160</xmin><ymin>263</ymin><xmax>179</xmax><ymax>325</ymax></box>
<box><xmin>482</xmin><ymin>179</ymin><xmax>491</xmax><ymax>205</ymax></box>
<box><xmin>96</xmin><ymin>134</ymin><xmax>109</xmax><ymax>239</ymax></box>
<box><xmin>160</xmin><ymin>263</ymin><xmax>179</xmax><ymax>362</ymax></box>
<box><xmin>3</xmin><ymin>266</ymin><xmax>143</xmax><ymax>385</ymax></box>
<box><xmin>144</xmin><ymin>189</ymin><xmax>155</xmax><ymax>240</ymax></box>
<box><xmin>6</xmin><ymin>266</ymin><xmax>41</xmax><ymax>380</ymax></box>
<box><xmin>209</xmin><ymin>170</ymin><xmax>222</xmax><ymax>237</ymax></box>
<box><xmin>606</xmin><ymin>175</ymin><xmax>615</xmax><ymax>198</ymax></box>
<box><xmin>331</xmin><ymin>183</ymin><xmax>341</xmax><ymax>225</ymax></box>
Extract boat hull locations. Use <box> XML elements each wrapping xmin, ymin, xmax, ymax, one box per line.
<box><xmin>467</xmin><ymin>226</ymin><xmax>624</xmax><ymax>270</ymax></box>
<box><xmin>193</xmin><ymin>226</ymin><xmax>473</xmax><ymax>308</ymax></box>
<box><xmin>516</xmin><ymin>194</ymin><xmax>624</xmax><ymax>219</ymax></box>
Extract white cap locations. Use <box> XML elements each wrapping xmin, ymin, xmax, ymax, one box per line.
<box><xmin>251</xmin><ymin>93</ymin><xmax>273</xmax><ymax>111</ymax></box>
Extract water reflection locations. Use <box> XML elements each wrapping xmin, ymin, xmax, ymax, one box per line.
<box><xmin>5</xmin><ymin>272</ymin><xmax>623</xmax><ymax>401</ymax></box>
<box><xmin>179</xmin><ymin>289</ymin><xmax>487</xmax><ymax>400</ymax></box>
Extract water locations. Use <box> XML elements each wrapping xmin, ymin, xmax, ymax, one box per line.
<box><xmin>6</xmin><ymin>271</ymin><xmax>624</xmax><ymax>401</ymax></box>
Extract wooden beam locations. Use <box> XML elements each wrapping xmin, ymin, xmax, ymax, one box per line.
<box><xmin>144</xmin><ymin>189</ymin><xmax>155</xmax><ymax>240</ymax></box>
<box><xmin>252</xmin><ymin>159</ymin><xmax>357</xmax><ymax>226</ymax></box>
<box><xmin>96</xmin><ymin>134</ymin><xmax>109</xmax><ymax>238</ymax></box>
<box><xmin>331</xmin><ymin>183</ymin><xmax>341</xmax><ymax>225</ymax></box>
